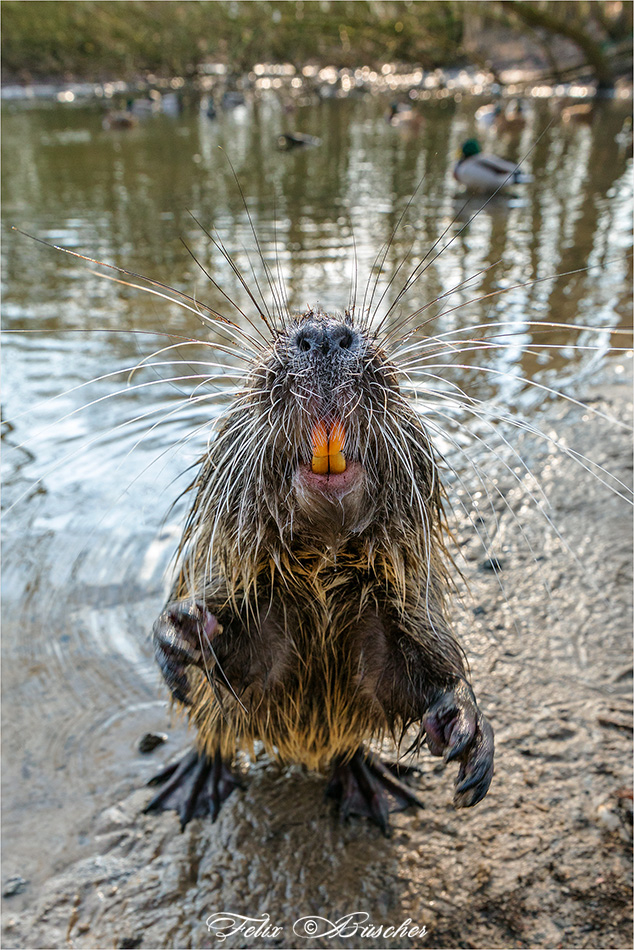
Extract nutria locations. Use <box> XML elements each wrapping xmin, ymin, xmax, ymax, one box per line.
<box><xmin>144</xmin><ymin>306</ymin><xmax>494</xmax><ymax>832</ymax></box>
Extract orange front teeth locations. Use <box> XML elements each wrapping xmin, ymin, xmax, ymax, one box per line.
<box><xmin>311</xmin><ymin>419</ymin><xmax>346</xmax><ymax>475</ymax></box>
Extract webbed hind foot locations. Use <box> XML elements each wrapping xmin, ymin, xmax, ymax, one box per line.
<box><xmin>143</xmin><ymin>749</ymin><xmax>243</xmax><ymax>829</ymax></box>
<box><xmin>326</xmin><ymin>748</ymin><xmax>424</xmax><ymax>836</ymax></box>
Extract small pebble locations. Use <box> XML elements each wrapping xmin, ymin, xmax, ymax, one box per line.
<box><xmin>3</xmin><ymin>875</ymin><xmax>27</xmax><ymax>897</ymax></box>
<box><xmin>481</xmin><ymin>557</ymin><xmax>504</xmax><ymax>572</ymax></box>
<box><xmin>138</xmin><ymin>732</ymin><xmax>167</xmax><ymax>754</ymax></box>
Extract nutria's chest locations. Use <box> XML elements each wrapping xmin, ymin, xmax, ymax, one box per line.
<box><xmin>214</xmin><ymin>562</ymin><xmax>393</xmax><ymax>692</ymax></box>
<box><xmin>236</xmin><ymin>575</ymin><xmax>396</xmax><ymax>767</ymax></box>
<box><xmin>262</xmin><ymin>552</ymin><xmax>392</xmax><ymax>646</ymax></box>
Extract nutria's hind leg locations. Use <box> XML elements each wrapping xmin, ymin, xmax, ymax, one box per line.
<box><xmin>325</xmin><ymin>748</ymin><xmax>424</xmax><ymax>836</ymax></box>
<box><xmin>143</xmin><ymin>748</ymin><xmax>244</xmax><ymax>830</ymax></box>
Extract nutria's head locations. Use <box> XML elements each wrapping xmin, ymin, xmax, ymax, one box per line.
<box><xmin>184</xmin><ymin>309</ymin><xmax>445</xmax><ymax>589</ymax></box>
<box><xmin>253</xmin><ymin>309</ymin><xmax>400</xmax><ymax>538</ymax></box>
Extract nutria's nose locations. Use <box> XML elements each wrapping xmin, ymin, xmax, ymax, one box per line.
<box><xmin>294</xmin><ymin>324</ymin><xmax>356</xmax><ymax>355</ymax></box>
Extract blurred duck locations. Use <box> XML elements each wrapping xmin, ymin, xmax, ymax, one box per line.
<box><xmin>387</xmin><ymin>101</ymin><xmax>423</xmax><ymax>131</ymax></box>
<box><xmin>560</xmin><ymin>102</ymin><xmax>594</xmax><ymax>125</ymax></box>
<box><xmin>277</xmin><ymin>132</ymin><xmax>321</xmax><ymax>150</ymax></box>
<box><xmin>222</xmin><ymin>91</ymin><xmax>246</xmax><ymax>110</ymax></box>
<box><xmin>496</xmin><ymin>99</ymin><xmax>527</xmax><ymax>132</ymax></box>
<box><xmin>102</xmin><ymin>100</ymin><xmax>138</xmax><ymax>130</ymax></box>
<box><xmin>476</xmin><ymin>99</ymin><xmax>527</xmax><ymax>132</ymax></box>
<box><xmin>454</xmin><ymin>139</ymin><xmax>532</xmax><ymax>193</ymax></box>
<box><xmin>616</xmin><ymin>116</ymin><xmax>633</xmax><ymax>157</ymax></box>
<box><xmin>160</xmin><ymin>92</ymin><xmax>182</xmax><ymax>117</ymax></box>
<box><xmin>475</xmin><ymin>101</ymin><xmax>502</xmax><ymax>129</ymax></box>
<box><xmin>130</xmin><ymin>89</ymin><xmax>162</xmax><ymax>116</ymax></box>
<box><xmin>204</xmin><ymin>96</ymin><xmax>217</xmax><ymax>120</ymax></box>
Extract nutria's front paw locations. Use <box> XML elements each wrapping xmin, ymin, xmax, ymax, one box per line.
<box><xmin>422</xmin><ymin>680</ymin><xmax>494</xmax><ymax>808</ymax></box>
<box><xmin>152</xmin><ymin>602</ymin><xmax>221</xmax><ymax>705</ymax></box>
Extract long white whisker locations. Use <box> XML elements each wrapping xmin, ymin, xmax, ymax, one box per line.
<box><xmin>404</xmin><ymin>361</ymin><xmax>633</xmax><ymax>434</ymax></box>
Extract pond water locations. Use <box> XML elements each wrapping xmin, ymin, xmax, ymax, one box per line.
<box><xmin>1</xmin><ymin>92</ymin><xmax>632</xmax><ymax>895</ymax></box>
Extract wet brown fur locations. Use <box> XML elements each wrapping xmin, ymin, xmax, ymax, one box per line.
<box><xmin>167</xmin><ymin>309</ymin><xmax>468</xmax><ymax>771</ymax></box>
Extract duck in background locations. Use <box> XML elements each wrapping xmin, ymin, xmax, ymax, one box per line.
<box><xmin>129</xmin><ymin>89</ymin><xmax>162</xmax><ymax>116</ymax></box>
<box><xmin>102</xmin><ymin>90</ymin><xmax>182</xmax><ymax>129</ymax></box>
<box><xmin>102</xmin><ymin>99</ymin><xmax>138</xmax><ymax>130</ymax></box>
<box><xmin>277</xmin><ymin>131</ymin><xmax>321</xmax><ymax>151</ymax></box>
<box><xmin>476</xmin><ymin>99</ymin><xmax>528</xmax><ymax>133</ymax></box>
<box><xmin>560</xmin><ymin>102</ymin><xmax>594</xmax><ymax>125</ymax></box>
<box><xmin>222</xmin><ymin>90</ymin><xmax>246</xmax><ymax>111</ymax></box>
<box><xmin>454</xmin><ymin>139</ymin><xmax>532</xmax><ymax>193</ymax></box>
<box><xmin>616</xmin><ymin>116</ymin><xmax>633</xmax><ymax>157</ymax></box>
<box><xmin>387</xmin><ymin>101</ymin><xmax>423</xmax><ymax>132</ymax></box>
<box><xmin>496</xmin><ymin>99</ymin><xmax>528</xmax><ymax>132</ymax></box>
<box><xmin>475</xmin><ymin>101</ymin><xmax>502</xmax><ymax>129</ymax></box>
<box><xmin>204</xmin><ymin>96</ymin><xmax>217</xmax><ymax>120</ymax></box>
<box><xmin>160</xmin><ymin>92</ymin><xmax>182</xmax><ymax>117</ymax></box>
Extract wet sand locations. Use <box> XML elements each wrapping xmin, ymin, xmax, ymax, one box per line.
<box><xmin>2</xmin><ymin>366</ymin><xmax>632</xmax><ymax>950</ymax></box>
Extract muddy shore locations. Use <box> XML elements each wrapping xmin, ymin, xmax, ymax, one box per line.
<box><xmin>2</xmin><ymin>365</ymin><xmax>632</xmax><ymax>950</ymax></box>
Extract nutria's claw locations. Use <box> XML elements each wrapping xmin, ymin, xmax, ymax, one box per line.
<box><xmin>422</xmin><ymin>680</ymin><xmax>494</xmax><ymax>808</ymax></box>
<box><xmin>152</xmin><ymin>602</ymin><xmax>221</xmax><ymax>705</ymax></box>
<box><xmin>453</xmin><ymin>714</ymin><xmax>494</xmax><ymax>807</ymax></box>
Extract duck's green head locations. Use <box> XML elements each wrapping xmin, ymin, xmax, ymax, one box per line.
<box><xmin>461</xmin><ymin>138</ymin><xmax>482</xmax><ymax>158</ymax></box>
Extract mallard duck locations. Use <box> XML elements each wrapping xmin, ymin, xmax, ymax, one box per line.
<box><xmin>387</xmin><ymin>101</ymin><xmax>423</xmax><ymax>131</ymax></box>
<box><xmin>475</xmin><ymin>102</ymin><xmax>502</xmax><ymax>129</ymax></box>
<box><xmin>616</xmin><ymin>116</ymin><xmax>633</xmax><ymax>157</ymax></box>
<box><xmin>102</xmin><ymin>99</ymin><xmax>138</xmax><ymax>130</ymax></box>
<box><xmin>560</xmin><ymin>102</ymin><xmax>594</xmax><ymax>125</ymax></box>
<box><xmin>160</xmin><ymin>92</ymin><xmax>182</xmax><ymax>117</ymax></box>
<box><xmin>203</xmin><ymin>96</ymin><xmax>217</xmax><ymax>120</ymax></box>
<box><xmin>222</xmin><ymin>90</ymin><xmax>246</xmax><ymax>110</ymax></box>
<box><xmin>277</xmin><ymin>132</ymin><xmax>321</xmax><ymax>151</ymax></box>
<box><xmin>476</xmin><ymin>100</ymin><xmax>527</xmax><ymax>132</ymax></box>
<box><xmin>454</xmin><ymin>139</ymin><xmax>532</xmax><ymax>193</ymax></box>
<box><xmin>128</xmin><ymin>90</ymin><xmax>162</xmax><ymax>116</ymax></box>
<box><xmin>496</xmin><ymin>99</ymin><xmax>528</xmax><ymax>132</ymax></box>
